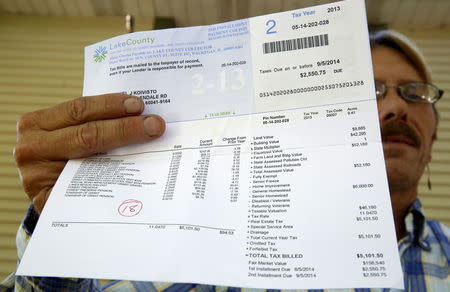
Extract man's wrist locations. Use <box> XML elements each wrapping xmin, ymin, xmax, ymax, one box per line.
<box><xmin>22</xmin><ymin>205</ymin><xmax>39</xmax><ymax>236</ymax></box>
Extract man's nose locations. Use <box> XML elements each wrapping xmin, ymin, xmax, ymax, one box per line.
<box><xmin>378</xmin><ymin>87</ymin><xmax>409</xmax><ymax>123</ymax></box>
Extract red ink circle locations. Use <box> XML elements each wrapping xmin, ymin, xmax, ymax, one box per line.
<box><xmin>118</xmin><ymin>199</ymin><xmax>143</xmax><ymax>217</ymax></box>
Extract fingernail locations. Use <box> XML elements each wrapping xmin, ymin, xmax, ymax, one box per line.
<box><xmin>144</xmin><ymin>115</ymin><xmax>165</xmax><ymax>137</ymax></box>
<box><xmin>124</xmin><ymin>97</ymin><xmax>143</xmax><ymax>114</ymax></box>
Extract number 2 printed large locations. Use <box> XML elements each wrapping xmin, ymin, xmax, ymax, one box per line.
<box><xmin>266</xmin><ymin>19</ymin><xmax>277</xmax><ymax>34</ymax></box>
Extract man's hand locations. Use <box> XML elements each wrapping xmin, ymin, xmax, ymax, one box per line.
<box><xmin>13</xmin><ymin>93</ymin><xmax>165</xmax><ymax>213</ymax></box>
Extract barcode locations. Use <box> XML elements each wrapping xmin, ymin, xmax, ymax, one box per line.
<box><xmin>262</xmin><ymin>34</ymin><xmax>329</xmax><ymax>54</ymax></box>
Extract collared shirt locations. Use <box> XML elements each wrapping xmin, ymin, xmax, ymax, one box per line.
<box><xmin>1</xmin><ymin>200</ymin><xmax>449</xmax><ymax>292</ymax></box>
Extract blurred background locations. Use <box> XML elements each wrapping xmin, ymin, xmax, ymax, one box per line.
<box><xmin>0</xmin><ymin>0</ymin><xmax>449</xmax><ymax>280</ymax></box>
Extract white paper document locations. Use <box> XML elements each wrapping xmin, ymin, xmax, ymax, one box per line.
<box><xmin>17</xmin><ymin>0</ymin><xmax>404</xmax><ymax>289</ymax></box>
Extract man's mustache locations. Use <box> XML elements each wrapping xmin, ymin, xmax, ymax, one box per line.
<box><xmin>380</xmin><ymin>121</ymin><xmax>421</xmax><ymax>148</ymax></box>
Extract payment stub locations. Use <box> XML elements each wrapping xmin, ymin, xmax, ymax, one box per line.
<box><xmin>17</xmin><ymin>0</ymin><xmax>404</xmax><ymax>289</ymax></box>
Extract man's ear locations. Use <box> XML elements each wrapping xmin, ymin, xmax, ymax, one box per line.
<box><xmin>432</xmin><ymin>127</ymin><xmax>437</xmax><ymax>141</ymax></box>
<box><xmin>428</xmin><ymin>132</ymin><xmax>437</xmax><ymax>164</ymax></box>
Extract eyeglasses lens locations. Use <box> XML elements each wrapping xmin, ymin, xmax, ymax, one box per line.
<box><xmin>375</xmin><ymin>81</ymin><xmax>385</xmax><ymax>99</ymax></box>
<box><xmin>403</xmin><ymin>83</ymin><xmax>432</xmax><ymax>102</ymax></box>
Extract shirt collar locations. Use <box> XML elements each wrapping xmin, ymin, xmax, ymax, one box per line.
<box><xmin>404</xmin><ymin>199</ymin><xmax>431</xmax><ymax>251</ymax></box>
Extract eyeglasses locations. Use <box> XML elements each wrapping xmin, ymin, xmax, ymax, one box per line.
<box><xmin>375</xmin><ymin>80</ymin><xmax>444</xmax><ymax>104</ymax></box>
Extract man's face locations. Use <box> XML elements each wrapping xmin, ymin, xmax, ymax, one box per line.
<box><xmin>372</xmin><ymin>46</ymin><xmax>436</xmax><ymax>192</ymax></box>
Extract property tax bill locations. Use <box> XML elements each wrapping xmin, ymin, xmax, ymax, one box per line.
<box><xmin>17</xmin><ymin>0</ymin><xmax>404</xmax><ymax>289</ymax></box>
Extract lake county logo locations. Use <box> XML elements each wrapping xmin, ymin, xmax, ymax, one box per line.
<box><xmin>93</xmin><ymin>46</ymin><xmax>107</xmax><ymax>63</ymax></box>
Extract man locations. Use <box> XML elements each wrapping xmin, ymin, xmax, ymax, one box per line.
<box><xmin>1</xmin><ymin>30</ymin><xmax>449</xmax><ymax>291</ymax></box>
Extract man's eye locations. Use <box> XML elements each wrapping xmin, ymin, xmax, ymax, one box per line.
<box><xmin>406</xmin><ymin>94</ymin><xmax>423</xmax><ymax>100</ymax></box>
